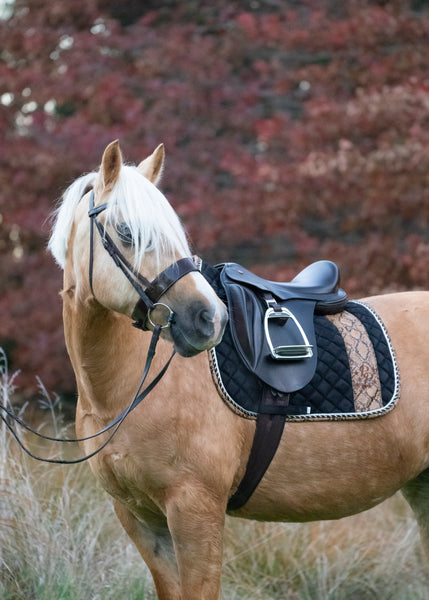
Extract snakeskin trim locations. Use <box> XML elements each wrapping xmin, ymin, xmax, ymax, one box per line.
<box><xmin>326</xmin><ymin>310</ymin><xmax>383</xmax><ymax>412</ymax></box>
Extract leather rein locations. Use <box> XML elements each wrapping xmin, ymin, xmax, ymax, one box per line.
<box><xmin>0</xmin><ymin>189</ymin><xmax>199</xmax><ymax>464</ymax></box>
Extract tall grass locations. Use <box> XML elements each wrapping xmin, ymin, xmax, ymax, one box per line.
<box><xmin>0</xmin><ymin>350</ymin><xmax>155</xmax><ymax>600</ymax></box>
<box><xmin>0</xmin><ymin>351</ymin><xmax>428</xmax><ymax>599</ymax></box>
<box><xmin>223</xmin><ymin>501</ymin><xmax>428</xmax><ymax>600</ymax></box>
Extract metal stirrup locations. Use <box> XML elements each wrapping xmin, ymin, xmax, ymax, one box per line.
<box><xmin>264</xmin><ymin>301</ymin><xmax>313</xmax><ymax>361</ymax></box>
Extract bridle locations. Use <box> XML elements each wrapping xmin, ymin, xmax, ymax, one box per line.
<box><xmin>88</xmin><ymin>189</ymin><xmax>198</xmax><ymax>331</ymax></box>
<box><xmin>0</xmin><ymin>189</ymin><xmax>200</xmax><ymax>464</ymax></box>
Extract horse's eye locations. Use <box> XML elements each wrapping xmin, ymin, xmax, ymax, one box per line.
<box><xmin>116</xmin><ymin>222</ymin><xmax>133</xmax><ymax>246</ymax></box>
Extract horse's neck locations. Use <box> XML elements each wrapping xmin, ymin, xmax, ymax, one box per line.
<box><xmin>63</xmin><ymin>295</ymin><xmax>152</xmax><ymax>419</ymax></box>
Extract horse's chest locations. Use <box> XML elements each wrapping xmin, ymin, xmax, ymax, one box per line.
<box><xmin>90</xmin><ymin>451</ymin><xmax>139</xmax><ymax>502</ymax></box>
<box><xmin>91</xmin><ymin>446</ymin><xmax>166</xmax><ymax>516</ymax></box>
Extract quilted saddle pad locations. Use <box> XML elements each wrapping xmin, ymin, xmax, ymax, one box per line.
<box><xmin>204</xmin><ymin>265</ymin><xmax>399</xmax><ymax>421</ymax></box>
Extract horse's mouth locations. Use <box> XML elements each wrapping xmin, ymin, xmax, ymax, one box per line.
<box><xmin>171</xmin><ymin>330</ymin><xmax>213</xmax><ymax>357</ymax></box>
<box><xmin>170</xmin><ymin>321</ymin><xmax>225</xmax><ymax>358</ymax></box>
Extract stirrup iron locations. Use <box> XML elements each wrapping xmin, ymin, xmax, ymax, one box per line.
<box><xmin>264</xmin><ymin>303</ymin><xmax>313</xmax><ymax>360</ymax></box>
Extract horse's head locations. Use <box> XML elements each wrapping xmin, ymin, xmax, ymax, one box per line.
<box><xmin>49</xmin><ymin>140</ymin><xmax>227</xmax><ymax>356</ymax></box>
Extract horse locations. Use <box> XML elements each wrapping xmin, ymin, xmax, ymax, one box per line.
<box><xmin>49</xmin><ymin>140</ymin><xmax>429</xmax><ymax>600</ymax></box>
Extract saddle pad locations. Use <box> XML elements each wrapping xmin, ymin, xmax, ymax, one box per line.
<box><xmin>208</xmin><ymin>297</ymin><xmax>400</xmax><ymax>422</ymax></box>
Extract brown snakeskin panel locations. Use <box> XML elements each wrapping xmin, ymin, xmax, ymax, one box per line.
<box><xmin>326</xmin><ymin>311</ymin><xmax>383</xmax><ymax>412</ymax></box>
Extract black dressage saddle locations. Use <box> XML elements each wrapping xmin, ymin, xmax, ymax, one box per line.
<box><xmin>220</xmin><ymin>261</ymin><xmax>348</xmax><ymax>395</ymax></box>
<box><xmin>204</xmin><ymin>259</ymin><xmax>348</xmax><ymax>511</ymax></box>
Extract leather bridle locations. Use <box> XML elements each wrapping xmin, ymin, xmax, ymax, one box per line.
<box><xmin>88</xmin><ymin>189</ymin><xmax>198</xmax><ymax>330</ymax></box>
<box><xmin>0</xmin><ymin>189</ymin><xmax>201</xmax><ymax>464</ymax></box>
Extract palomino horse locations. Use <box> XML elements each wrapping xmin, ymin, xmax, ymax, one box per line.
<box><xmin>49</xmin><ymin>140</ymin><xmax>429</xmax><ymax>599</ymax></box>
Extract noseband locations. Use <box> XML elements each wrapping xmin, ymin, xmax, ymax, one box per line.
<box><xmin>88</xmin><ymin>190</ymin><xmax>198</xmax><ymax>330</ymax></box>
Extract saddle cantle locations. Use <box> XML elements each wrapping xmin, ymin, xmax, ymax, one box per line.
<box><xmin>219</xmin><ymin>261</ymin><xmax>348</xmax><ymax>394</ymax></box>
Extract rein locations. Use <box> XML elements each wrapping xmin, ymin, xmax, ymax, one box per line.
<box><xmin>0</xmin><ymin>189</ymin><xmax>199</xmax><ymax>464</ymax></box>
<box><xmin>1</xmin><ymin>326</ymin><xmax>171</xmax><ymax>464</ymax></box>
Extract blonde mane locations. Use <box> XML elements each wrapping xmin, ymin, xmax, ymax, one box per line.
<box><xmin>48</xmin><ymin>165</ymin><xmax>191</xmax><ymax>269</ymax></box>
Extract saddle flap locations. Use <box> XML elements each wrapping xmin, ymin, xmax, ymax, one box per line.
<box><xmin>221</xmin><ymin>272</ymin><xmax>318</xmax><ymax>393</ymax></box>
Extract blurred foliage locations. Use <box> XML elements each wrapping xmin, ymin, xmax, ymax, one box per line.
<box><xmin>1</xmin><ymin>0</ymin><xmax>429</xmax><ymax>396</ymax></box>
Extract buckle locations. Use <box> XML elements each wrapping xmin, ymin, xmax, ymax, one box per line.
<box><xmin>264</xmin><ymin>305</ymin><xmax>313</xmax><ymax>360</ymax></box>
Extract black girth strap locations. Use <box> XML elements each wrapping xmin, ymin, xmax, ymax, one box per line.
<box><xmin>227</xmin><ymin>388</ymin><xmax>289</xmax><ymax>512</ymax></box>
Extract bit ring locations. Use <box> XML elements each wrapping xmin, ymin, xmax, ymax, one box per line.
<box><xmin>148</xmin><ymin>303</ymin><xmax>174</xmax><ymax>329</ymax></box>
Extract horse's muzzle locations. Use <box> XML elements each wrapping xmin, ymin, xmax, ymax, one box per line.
<box><xmin>171</xmin><ymin>300</ymin><xmax>227</xmax><ymax>357</ymax></box>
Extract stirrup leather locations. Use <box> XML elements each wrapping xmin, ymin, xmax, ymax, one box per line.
<box><xmin>264</xmin><ymin>299</ymin><xmax>313</xmax><ymax>360</ymax></box>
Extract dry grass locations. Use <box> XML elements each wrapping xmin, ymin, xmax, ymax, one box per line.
<box><xmin>223</xmin><ymin>499</ymin><xmax>428</xmax><ymax>599</ymax></box>
<box><xmin>0</xmin><ymin>350</ymin><xmax>155</xmax><ymax>600</ymax></box>
<box><xmin>0</xmin><ymin>351</ymin><xmax>428</xmax><ymax>599</ymax></box>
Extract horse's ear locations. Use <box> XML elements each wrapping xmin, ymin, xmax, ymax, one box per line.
<box><xmin>137</xmin><ymin>143</ymin><xmax>165</xmax><ymax>185</ymax></box>
<box><xmin>101</xmin><ymin>140</ymin><xmax>122</xmax><ymax>190</ymax></box>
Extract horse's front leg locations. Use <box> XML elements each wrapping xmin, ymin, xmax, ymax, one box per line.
<box><xmin>113</xmin><ymin>501</ymin><xmax>181</xmax><ymax>600</ymax></box>
<box><xmin>165</xmin><ymin>482</ymin><xmax>226</xmax><ymax>600</ymax></box>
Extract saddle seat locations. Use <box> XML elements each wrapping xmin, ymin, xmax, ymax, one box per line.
<box><xmin>218</xmin><ymin>260</ymin><xmax>348</xmax><ymax>395</ymax></box>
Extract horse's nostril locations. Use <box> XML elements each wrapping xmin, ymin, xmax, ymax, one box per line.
<box><xmin>195</xmin><ymin>307</ymin><xmax>215</xmax><ymax>338</ymax></box>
